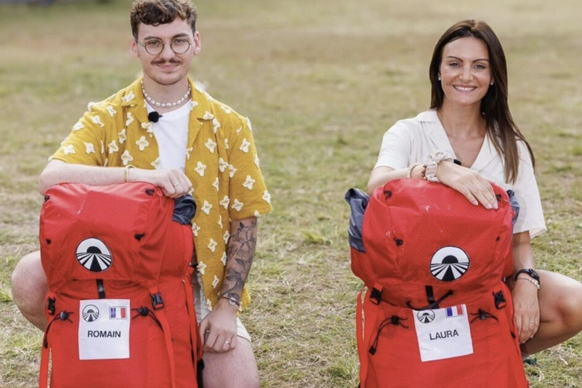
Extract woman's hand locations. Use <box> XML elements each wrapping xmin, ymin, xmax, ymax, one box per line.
<box><xmin>512</xmin><ymin>279</ymin><xmax>541</xmax><ymax>343</ymax></box>
<box><xmin>436</xmin><ymin>161</ymin><xmax>498</xmax><ymax>209</ymax></box>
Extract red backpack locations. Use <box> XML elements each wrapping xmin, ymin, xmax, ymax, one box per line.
<box><xmin>346</xmin><ymin>179</ymin><xmax>528</xmax><ymax>388</ymax></box>
<box><xmin>39</xmin><ymin>182</ymin><xmax>203</xmax><ymax>388</ymax></box>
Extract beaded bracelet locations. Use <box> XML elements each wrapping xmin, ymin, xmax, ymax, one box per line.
<box><xmin>516</xmin><ymin>277</ymin><xmax>541</xmax><ymax>290</ymax></box>
<box><xmin>220</xmin><ymin>295</ymin><xmax>241</xmax><ymax>307</ymax></box>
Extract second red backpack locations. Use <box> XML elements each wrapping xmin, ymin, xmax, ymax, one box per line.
<box><xmin>346</xmin><ymin>179</ymin><xmax>528</xmax><ymax>388</ymax></box>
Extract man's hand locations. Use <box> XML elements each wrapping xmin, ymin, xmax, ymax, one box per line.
<box><xmin>199</xmin><ymin>298</ymin><xmax>238</xmax><ymax>353</ymax></box>
<box><xmin>512</xmin><ymin>279</ymin><xmax>541</xmax><ymax>344</ymax></box>
<box><xmin>198</xmin><ymin>217</ymin><xmax>258</xmax><ymax>353</ymax></box>
<box><xmin>131</xmin><ymin>168</ymin><xmax>192</xmax><ymax>198</ymax></box>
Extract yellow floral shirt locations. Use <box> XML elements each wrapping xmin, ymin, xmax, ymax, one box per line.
<box><xmin>51</xmin><ymin>78</ymin><xmax>272</xmax><ymax>310</ymax></box>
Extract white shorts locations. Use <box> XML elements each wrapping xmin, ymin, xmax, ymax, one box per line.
<box><xmin>193</xmin><ymin>273</ymin><xmax>251</xmax><ymax>343</ymax></box>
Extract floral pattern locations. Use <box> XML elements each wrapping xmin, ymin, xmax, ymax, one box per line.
<box><xmin>50</xmin><ymin>78</ymin><xmax>272</xmax><ymax>310</ymax></box>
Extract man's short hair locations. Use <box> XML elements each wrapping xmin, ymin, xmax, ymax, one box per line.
<box><xmin>130</xmin><ymin>0</ymin><xmax>197</xmax><ymax>39</ymax></box>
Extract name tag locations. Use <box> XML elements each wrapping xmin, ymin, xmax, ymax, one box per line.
<box><xmin>79</xmin><ymin>299</ymin><xmax>130</xmax><ymax>360</ymax></box>
<box><xmin>413</xmin><ymin>304</ymin><xmax>473</xmax><ymax>362</ymax></box>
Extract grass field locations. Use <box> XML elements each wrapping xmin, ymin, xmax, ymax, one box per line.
<box><xmin>1</xmin><ymin>0</ymin><xmax>581</xmax><ymax>386</ymax></box>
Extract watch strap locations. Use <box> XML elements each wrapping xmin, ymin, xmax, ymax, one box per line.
<box><xmin>514</xmin><ymin>268</ymin><xmax>540</xmax><ymax>285</ymax></box>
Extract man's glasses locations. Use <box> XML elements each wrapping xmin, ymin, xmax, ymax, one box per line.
<box><xmin>136</xmin><ymin>37</ymin><xmax>192</xmax><ymax>56</ymax></box>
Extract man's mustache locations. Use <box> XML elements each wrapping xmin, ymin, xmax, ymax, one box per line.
<box><xmin>152</xmin><ymin>59</ymin><xmax>182</xmax><ymax>65</ymax></box>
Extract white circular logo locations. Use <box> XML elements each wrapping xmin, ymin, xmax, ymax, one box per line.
<box><xmin>82</xmin><ymin>304</ymin><xmax>100</xmax><ymax>322</ymax></box>
<box><xmin>416</xmin><ymin>310</ymin><xmax>436</xmax><ymax>324</ymax></box>
<box><xmin>430</xmin><ymin>246</ymin><xmax>470</xmax><ymax>282</ymax></box>
<box><xmin>76</xmin><ymin>238</ymin><xmax>112</xmax><ymax>272</ymax></box>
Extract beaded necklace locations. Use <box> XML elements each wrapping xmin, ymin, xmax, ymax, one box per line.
<box><xmin>141</xmin><ymin>81</ymin><xmax>191</xmax><ymax>108</ymax></box>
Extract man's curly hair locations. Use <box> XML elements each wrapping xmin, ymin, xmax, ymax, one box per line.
<box><xmin>130</xmin><ymin>0</ymin><xmax>197</xmax><ymax>39</ymax></box>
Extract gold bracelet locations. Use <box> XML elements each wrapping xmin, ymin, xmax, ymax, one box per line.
<box><xmin>516</xmin><ymin>276</ymin><xmax>540</xmax><ymax>290</ymax></box>
<box><xmin>124</xmin><ymin>165</ymin><xmax>135</xmax><ymax>183</ymax></box>
<box><xmin>407</xmin><ymin>163</ymin><xmax>422</xmax><ymax>179</ymax></box>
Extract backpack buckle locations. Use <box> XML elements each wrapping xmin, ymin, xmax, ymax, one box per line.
<box><xmin>370</xmin><ymin>287</ymin><xmax>382</xmax><ymax>305</ymax></box>
<box><xmin>151</xmin><ymin>293</ymin><xmax>165</xmax><ymax>310</ymax></box>
<box><xmin>493</xmin><ymin>290</ymin><xmax>506</xmax><ymax>309</ymax></box>
<box><xmin>47</xmin><ymin>298</ymin><xmax>56</xmax><ymax>316</ymax></box>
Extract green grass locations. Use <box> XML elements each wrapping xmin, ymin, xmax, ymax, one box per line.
<box><xmin>1</xmin><ymin>0</ymin><xmax>581</xmax><ymax>386</ymax></box>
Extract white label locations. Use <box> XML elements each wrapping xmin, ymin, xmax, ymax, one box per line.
<box><xmin>79</xmin><ymin>299</ymin><xmax>130</xmax><ymax>360</ymax></box>
<box><xmin>413</xmin><ymin>304</ymin><xmax>473</xmax><ymax>362</ymax></box>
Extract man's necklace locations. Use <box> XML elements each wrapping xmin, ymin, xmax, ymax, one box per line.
<box><xmin>141</xmin><ymin>81</ymin><xmax>192</xmax><ymax>108</ymax></box>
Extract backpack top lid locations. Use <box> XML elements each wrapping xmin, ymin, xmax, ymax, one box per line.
<box><xmin>349</xmin><ymin>179</ymin><xmax>515</xmax><ymax>308</ymax></box>
<box><xmin>40</xmin><ymin>182</ymin><xmax>176</xmax><ymax>291</ymax></box>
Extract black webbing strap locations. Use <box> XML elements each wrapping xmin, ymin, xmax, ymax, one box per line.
<box><xmin>426</xmin><ymin>285</ymin><xmax>436</xmax><ymax>305</ymax></box>
<box><xmin>96</xmin><ymin>279</ymin><xmax>106</xmax><ymax>299</ymax></box>
<box><xmin>406</xmin><ymin>286</ymin><xmax>453</xmax><ymax>310</ymax></box>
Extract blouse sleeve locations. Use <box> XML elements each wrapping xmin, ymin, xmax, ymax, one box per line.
<box><xmin>373</xmin><ymin>120</ymin><xmax>412</xmax><ymax>170</ymax></box>
<box><xmin>512</xmin><ymin>141</ymin><xmax>546</xmax><ymax>238</ymax></box>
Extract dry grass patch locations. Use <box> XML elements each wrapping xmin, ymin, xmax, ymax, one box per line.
<box><xmin>1</xmin><ymin>0</ymin><xmax>581</xmax><ymax>387</ymax></box>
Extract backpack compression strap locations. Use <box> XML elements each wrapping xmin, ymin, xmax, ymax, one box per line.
<box><xmin>356</xmin><ymin>284</ymin><xmax>384</xmax><ymax>388</ymax></box>
<box><xmin>150</xmin><ymin>287</ymin><xmax>178</xmax><ymax>388</ymax></box>
<box><xmin>39</xmin><ymin>292</ymin><xmax>61</xmax><ymax>388</ymax></box>
<box><xmin>182</xmin><ymin>269</ymin><xmax>205</xmax><ymax>387</ymax></box>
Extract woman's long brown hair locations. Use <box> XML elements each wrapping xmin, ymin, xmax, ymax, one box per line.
<box><xmin>429</xmin><ymin>19</ymin><xmax>534</xmax><ymax>184</ymax></box>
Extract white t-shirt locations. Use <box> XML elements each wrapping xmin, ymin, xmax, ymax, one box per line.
<box><xmin>146</xmin><ymin>101</ymin><xmax>192</xmax><ymax>170</ymax></box>
<box><xmin>145</xmin><ymin>101</ymin><xmax>253</xmax><ymax>335</ymax></box>
<box><xmin>374</xmin><ymin>110</ymin><xmax>546</xmax><ymax>238</ymax></box>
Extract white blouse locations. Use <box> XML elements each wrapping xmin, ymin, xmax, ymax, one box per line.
<box><xmin>374</xmin><ymin>110</ymin><xmax>546</xmax><ymax>238</ymax></box>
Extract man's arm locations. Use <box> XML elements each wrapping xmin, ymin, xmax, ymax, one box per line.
<box><xmin>220</xmin><ymin>217</ymin><xmax>258</xmax><ymax>306</ymax></box>
<box><xmin>199</xmin><ymin>217</ymin><xmax>258</xmax><ymax>353</ymax></box>
<box><xmin>39</xmin><ymin>160</ymin><xmax>192</xmax><ymax>198</ymax></box>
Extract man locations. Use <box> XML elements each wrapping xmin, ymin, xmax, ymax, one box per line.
<box><xmin>11</xmin><ymin>0</ymin><xmax>272</xmax><ymax>386</ymax></box>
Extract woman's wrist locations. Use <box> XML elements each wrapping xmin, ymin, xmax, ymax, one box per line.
<box><xmin>423</xmin><ymin>150</ymin><xmax>454</xmax><ymax>182</ymax></box>
<box><xmin>407</xmin><ymin>163</ymin><xmax>422</xmax><ymax>179</ymax></box>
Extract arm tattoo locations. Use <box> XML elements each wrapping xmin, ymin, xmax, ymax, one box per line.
<box><xmin>221</xmin><ymin>218</ymin><xmax>257</xmax><ymax>305</ymax></box>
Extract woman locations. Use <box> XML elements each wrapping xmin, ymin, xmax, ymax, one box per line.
<box><xmin>367</xmin><ymin>19</ymin><xmax>582</xmax><ymax>355</ymax></box>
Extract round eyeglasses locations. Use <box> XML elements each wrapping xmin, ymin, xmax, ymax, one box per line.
<box><xmin>136</xmin><ymin>37</ymin><xmax>192</xmax><ymax>55</ymax></box>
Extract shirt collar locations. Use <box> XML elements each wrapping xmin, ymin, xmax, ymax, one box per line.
<box><xmin>120</xmin><ymin>77</ymin><xmax>214</xmax><ymax>121</ymax></box>
<box><xmin>416</xmin><ymin>109</ymin><xmax>498</xmax><ymax>171</ymax></box>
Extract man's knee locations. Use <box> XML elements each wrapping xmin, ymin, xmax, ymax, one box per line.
<box><xmin>231</xmin><ymin>364</ymin><xmax>259</xmax><ymax>388</ymax></box>
<box><xmin>11</xmin><ymin>251</ymin><xmax>47</xmax><ymax>312</ymax></box>
<box><xmin>202</xmin><ymin>340</ymin><xmax>260</xmax><ymax>388</ymax></box>
<box><xmin>203</xmin><ymin>368</ymin><xmax>259</xmax><ymax>388</ymax></box>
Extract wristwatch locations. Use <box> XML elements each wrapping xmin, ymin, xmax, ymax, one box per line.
<box><xmin>514</xmin><ymin>268</ymin><xmax>540</xmax><ymax>285</ymax></box>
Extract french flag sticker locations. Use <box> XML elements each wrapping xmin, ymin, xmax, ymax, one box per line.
<box><xmin>110</xmin><ymin>306</ymin><xmax>127</xmax><ymax>319</ymax></box>
<box><xmin>446</xmin><ymin>305</ymin><xmax>464</xmax><ymax>318</ymax></box>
